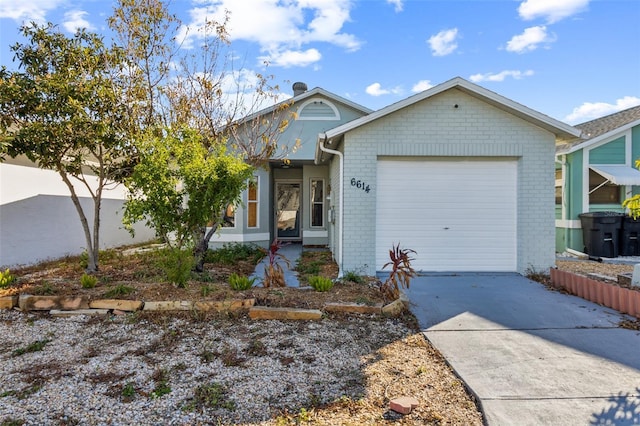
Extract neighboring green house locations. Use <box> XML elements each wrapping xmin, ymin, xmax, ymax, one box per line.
<box><xmin>555</xmin><ymin>105</ymin><xmax>640</xmax><ymax>255</ymax></box>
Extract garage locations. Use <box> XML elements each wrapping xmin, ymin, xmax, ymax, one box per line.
<box><xmin>375</xmin><ymin>158</ymin><xmax>518</xmax><ymax>272</ymax></box>
<box><xmin>316</xmin><ymin>77</ymin><xmax>581</xmax><ymax>276</ymax></box>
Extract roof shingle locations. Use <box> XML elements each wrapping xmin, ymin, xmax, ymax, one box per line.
<box><xmin>556</xmin><ymin>105</ymin><xmax>640</xmax><ymax>152</ymax></box>
<box><xmin>575</xmin><ymin>105</ymin><xmax>640</xmax><ymax>140</ymax></box>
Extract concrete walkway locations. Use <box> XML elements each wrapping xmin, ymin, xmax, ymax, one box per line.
<box><xmin>405</xmin><ymin>273</ymin><xmax>640</xmax><ymax>425</ymax></box>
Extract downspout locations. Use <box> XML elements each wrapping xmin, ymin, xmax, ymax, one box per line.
<box><xmin>555</xmin><ymin>155</ymin><xmax>570</xmax><ymax>252</ymax></box>
<box><xmin>318</xmin><ymin>134</ymin><xmax>343</xmax><ymax>278</ymax></box>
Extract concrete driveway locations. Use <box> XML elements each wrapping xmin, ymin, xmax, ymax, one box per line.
<box><xmin>404</xmin><ymin>273</ymin><xmax>640</xmax><ymax>425</ymax></box>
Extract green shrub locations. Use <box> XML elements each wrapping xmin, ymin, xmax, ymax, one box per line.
<box><xmin>79</xmin><ymin>251</ymin><xmax>89</xmax><ymax>269</ymax></box>
<box><xmin>296</xmin><ymin>260</ymin><xmax>321</xmax><ymax>275</ymax></box>
<box><xmin>201</xmin><ymin>285</ymin><xmax>216</xmax><ymax>297</ymax></box>
<box><xmin>343</xmin><ymin>270</ymin><xmax>364</xmax><ymax>284</ymax></box>
<box><xmin>121</xmin><ymin>382</ymin><xmax>137</xmax><ymax>399</ymax></box>
<box><xmin>33</xmin><ymin>282</ymin><xmax>56</xmax><ymax>295</ymax></box>
<box><xmin>12</xmin><ymin>339</ymin><xmax>50</xmax><ymax>357</ymax></box>
<box><xmin>0</xmin><ymin>269</ymin><xmax>16</xmax><ymax>288</ymax></box>
<box><xmin>80</xmin><ymin>273</ymin><xmax>98</xmax><ymax>289</ymax></box>
<box><xmin>204</xmin><ymin>243</ymin><xmax>264</xmax><ymax>265</ymax></box>
<box><xmin>103</xmin><ymin>284</ymin><xmax>135</xmax><ymax>298</ymax></box>
<box><xmin>151</xmin><ymin>369</ymin><xmax>171</xmax><ymax>398</ymax></box>
<box><xmin>228</xmin><ymin>273</ymin><xmax>256</xmax><ymax>291</ymax></box>
<box><xmin>193</xmin><ymin>382</ymin><xmax>235</xmax><ymax>411</ymax></box>
<box><xmin>308</xmin><ymin>275</ymin><xmax>334</xmax><ymax>292</ymax></box>
<box><xmin>159</xmin><ymin>248</ymin><xmax>194</xmax><ymax>288</ymax></box>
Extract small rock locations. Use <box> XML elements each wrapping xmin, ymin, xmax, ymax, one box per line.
<box><xmin>248</xmin><ymin>306</ymin><xmax>323</xmax><ymax>320</ymax></box>
<box><xmin>0</xmin><ymin>296</ymin><xmax>17</xmax><ymax>310</ymax></box>
<box><xmin>90</xmin><ymin>299</ymin><xmax>143</xmax><ymax>311</ymax></box>
<box><xmin>389</xmin><ymin>396</ymin><xmax>419</xmax><ymax>415</ymax></box>
<box><xmin>143</xmin><ymin>300</ymin><xmax>194</xmax><ymax>311</ymax></box>
<box><xmin>50</xmin><ymin>309</ymin><xmax>109</xmax><ymax>317</ymax></box>
<box><xmin>382</xmin><ymin>299</ymin><xmax>405</xmax><ymax>317</ymax></box>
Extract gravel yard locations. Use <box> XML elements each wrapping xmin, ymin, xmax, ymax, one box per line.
<box><xmin>556</xmin><ymin>258</ymin><xmax>635</xmax><ymax>279</ymax></box>
<box><xmin>4</xmin><ymin>252</ymin><xmax>629</xmax><ymax>425</ymax></box>
<box><xmin>0</xmin><ymin>310</ymin><xmax>483</xmax><ymax>425</ymax></box>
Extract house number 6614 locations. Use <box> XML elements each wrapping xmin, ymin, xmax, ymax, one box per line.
<box><xmin>350</xmin><ymin>178</ymin><xmax>371</xmax><ymax>193</ymax></box>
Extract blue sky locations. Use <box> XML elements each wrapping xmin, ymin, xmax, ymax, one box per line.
<box><xmin>0</xmin><ymin>0</ymin><xmax>639</xmax><ymax>124</ymax></box>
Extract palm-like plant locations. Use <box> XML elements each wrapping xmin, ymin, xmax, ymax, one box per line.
<box><xmin>262</xmin><ymin>239</ymin><xmax>290</xmax><ymax>288</ymax></box>
<box><xmin>380</xmin><ymin>243</ymin><xmax>417</xmax><ymax>301</ymax></box>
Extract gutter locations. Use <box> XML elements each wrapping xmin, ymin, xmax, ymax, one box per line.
<box><xmin>317</xmin><ymin>134</ymin><xmax>343</xmax><ymax>278</ymax></box>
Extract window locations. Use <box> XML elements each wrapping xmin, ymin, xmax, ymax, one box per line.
<box><xmin>555</xmin><ymin>169</ymin><xmax>562</xmax><ymax>205</ymax></box>
<box><xmin>247</xmin><ymin>179</ymin><xmax>258</xmax><ymax>228</ymax></box>
<box><xmin>221</xmin><ymin>204</ymin><xmax>235</xmax><ymax>228</ymax></box>
<box><xmin>310</xmin><ymin>179</ymin><xmax>324</xmax><ymax>227</ymax></box>
<box><xmin>589</xmin><ymin>169</ymin><xmax>621</xmax><ymax>204</ymax></box>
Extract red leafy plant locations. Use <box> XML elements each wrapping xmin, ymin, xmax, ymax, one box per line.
<box><xmin>262</xmin><ymin>239</ymin><xmax>291</xmax><ymax>288</ymax></box>
<box><xmin>380</xmin><ymin>243</ymin><xmax>417</xmax><ymax>301</ymax></box>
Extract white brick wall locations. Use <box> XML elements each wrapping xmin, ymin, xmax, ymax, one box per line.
<box><xmin>331</xmin><ymin>89</ymin><xmax>556</xmax><ymax>275</ymax></box>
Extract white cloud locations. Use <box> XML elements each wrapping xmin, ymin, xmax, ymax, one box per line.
<box><xmin>412</xmin><ymin>80</ymin><xmax>434</xmax><ymax>93</ymax></box>
<box><xmin>387</xmin><ymin>0</ymin><xmax>403</xmax><ymax>13</ymax></box>
<box><xmin>505</xmin><ymin>25</ymin><xmax>555</xmax><ymax>53</ymax></box>
<box><xmin>518</xmin><ymin>0</ymin><xmax>590</xmax><ymax>24</ymax></box>
<box><xmin>469</xmin><ymin>70</ymin><xmax>535</xmax><ymax>83</ymax></box>
<box><xmin>0</xmin><ymin>0</ymin><xmax>64</xmax><ymax>23</ymax></box>
<box><xmin>260</xmin><ymin>48</ymin><xmax>322</xmax><ymax>68</ymax></box>
<box><xmin>365</xmin><ymin>83</ymin><xmax>388</xmax><ymax>96</ymax></box>
<box><xmin>178</xmin><ymin>0</ymin><xmax>360</xmax><ymax>67</ymax></box>
<box><xmin>365</xmin><ymin>82</ymin><xmax>402</xmax><ymax>97</ymax></box>
<box><xmin>62</xmin><ymin>10</ymin><xmax>95</xmax><ymax>33</ymax></box>
<box><xmin>564</xmin><ymin>96</ymin><xmax>640</xmax><ymax>124</ymax></box>
<box><xmin>427</xmin><ymin>28</ymin><xmax>459</xmax><ymax>57</ymax></box>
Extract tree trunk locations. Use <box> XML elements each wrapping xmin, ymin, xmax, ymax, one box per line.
<box><xmin>59</xmin><ymin>171</ymin><xmax>98</xmax><ymax>272</ymax></box>
<box><xmin>92</xmin><ymin>192</ymin><xmax>102</xmax><ymax>273</ymax></box>
<box><xmin>193</xmin><ymin>222</ymin><xmax>219</xmax><ymax>272</ymax></box>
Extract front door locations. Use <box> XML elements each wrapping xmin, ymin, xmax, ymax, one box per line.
<box><xmin>276</xmin><ymin>182</ymin><xmax>301</xmax><ymax>240</ymax></box>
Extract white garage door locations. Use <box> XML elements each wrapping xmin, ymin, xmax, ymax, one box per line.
<box><xmin>376</xmin><ymin>159</ymin><xmax>517</xmax><ymax>272</ymax></box>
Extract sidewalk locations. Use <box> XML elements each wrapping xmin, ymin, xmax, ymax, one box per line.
<box><xmin>405</xmin><ymin>273</ymin><xmax>640</xmax><ymax>425</ymax></box>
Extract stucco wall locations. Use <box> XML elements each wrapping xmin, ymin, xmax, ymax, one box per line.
<box><xmin>1</xmin><ymin>163</ymin><xmax>155</xmax><ymax>268</ymax></box>
<box><xmin>335</xmin><ymin>88</ymin><xmax>556</xmax><ymax>275</ymax></box>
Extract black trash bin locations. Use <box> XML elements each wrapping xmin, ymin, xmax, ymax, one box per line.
<box><xmin>579</xmin><ymin>212</ymin><xmax>624</xmax><ymax>258</ymax></box>
<box><xmin>620</xmin><ymin>215</ymin><xmax>640</xmax><ymax>256</ymax></box>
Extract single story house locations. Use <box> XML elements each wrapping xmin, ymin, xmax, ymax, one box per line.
<box><xmin>214</xmin><ymin>77</ymin><xmax>581</xmax><ymax>275</ymax></box>
<box><xmin>0</xmin><ymin>156</ymin><xmax>155</xmax><ymax>268</ymax></box>
<box><xmin>555</xmin><ymin>105</ymin><xmax>640</xmax><ymax>255</ymax></box>
<box><xmin>209</xmin><ymin>83</ymin><xmax>372</xmax><ymax>248</ymax></box>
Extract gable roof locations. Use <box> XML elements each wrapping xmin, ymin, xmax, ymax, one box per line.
<box><xmin>232</xmin><ymin>86</ymin><xmax>373</xmax><ymax>126</ymax></box>
<box><xmin>556</xmin><ymin>105</ymin><xmax>640</xmax><ymax>154</ymax></box>
<box><xmin>318</xmin><ymin>77</ymin><xmax>581</xmax><ymax>150</ymax></box>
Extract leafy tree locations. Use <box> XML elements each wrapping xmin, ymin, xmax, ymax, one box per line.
<box><xmin>107</xmin><ymin>0</ymin><xmax>181</xmax><ymax>134</ymax></box>
<box><xmin>623</xmin><ymin>158</ymin><xmax>640</xmax><ymax>218</ymax></box>
<box><xmin>0</xmin><ymin>23</ymin><xmax>128</xmax><ymax>272</ymax></box>
<box><xmin>123</xmin><ymin>128</ymin><xmax>253</xmax><ymax>271</ymax></box>
<box><xmin>109</xmin><ymin>0</ymin><xmax>297</xmax><ymax>271</ymax></box>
